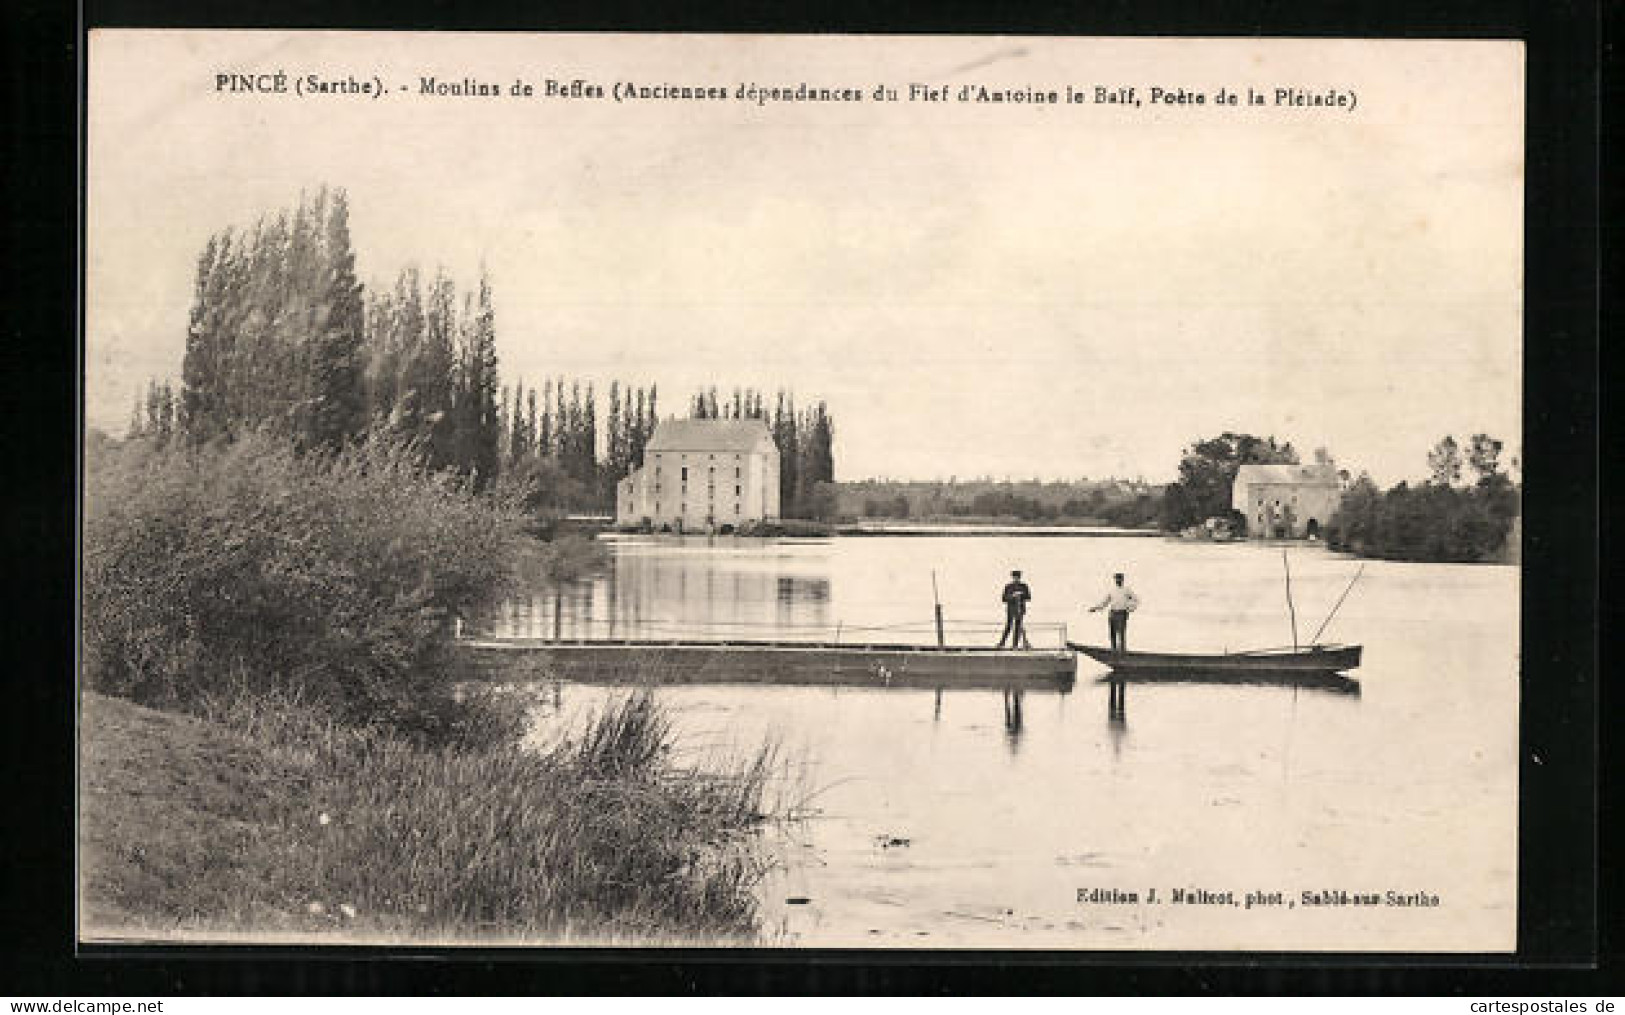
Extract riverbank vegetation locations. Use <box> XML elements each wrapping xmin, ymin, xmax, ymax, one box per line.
<box><xmin>83</xmin><ymin>429</ymin><xmax>524</xmax><ymax>737</ymax></box>
<box><xmin>80</xmin><ymin>686</ymin><xmax>773</xmax><ymax>942</ymax></box>
<box><xmin>1327</xmin><ymin>435</ymin><xmax>1519</xmax><ymax>563</ymax></box>
<box><xmin>88</xmin><ymin>186</ymin><xmax>785</xmax><ymax>940</ymax></box>
<box><xmin>81</xmin><ymin>430</ymin><xmax>775</xmax><ymax>941</ymax></box>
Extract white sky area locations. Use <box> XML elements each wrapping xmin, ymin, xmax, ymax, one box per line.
<box><xmin>86</xmin><ymin>33</ymin><xmax>1523</xmax><ymax>484</ymax></box>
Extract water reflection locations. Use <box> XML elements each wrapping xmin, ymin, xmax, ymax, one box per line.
<box><xmin>1002</xmin><ymin>688</ymin><xmax>1025</xmax><ymax>755</ymax></box>
<box><xmin>1106</xmin><ymin>677</ymin><xmax>1129</xmax><ymax>759</ymax></box>
<box><xmin>491</xmin><ymin>538</ymin><xmax>834</xmax><ymax>641</ymax></box>
<box><xmin>1095</xmin><ymin>669</ymin><xmax>1361</xmax><ymax>696</ymax></box>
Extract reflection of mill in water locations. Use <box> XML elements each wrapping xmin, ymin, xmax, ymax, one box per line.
<box><xmin>493</xmin><ymin>539</ymin><xmax>832</xmax><ymax>640</ymax></box>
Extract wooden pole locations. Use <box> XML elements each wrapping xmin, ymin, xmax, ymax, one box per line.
<box><xmin>932</xmin><ymin>570</ymin><xmax>946</xmax><ymax>647</ymax></box>
<box><xmin>1310</xmin><ymin>563</ymin><xmax>1365</xmax><ymax>644</ymax></box>
<box><xmin>1282</xmin><ymin>549</ymin><xmax>1299</xmax><ymax>650</ymax></box>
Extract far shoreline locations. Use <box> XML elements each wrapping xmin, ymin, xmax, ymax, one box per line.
<box><xmin>600</xmin><ymin>520</ymin><xmax>1167</xmax><ymax>539</ymax></box>
<box><xmin>834</xmin><ymin>523</ymin><xmax>1163</xmax><ymax>538</ymax></box>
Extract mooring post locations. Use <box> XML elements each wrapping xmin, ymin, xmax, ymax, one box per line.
<box><xmin>932</xmin><ymin>571</ymin><xmax>946</xmax><ymax>647</ymax></box>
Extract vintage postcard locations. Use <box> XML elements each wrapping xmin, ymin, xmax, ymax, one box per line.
<box><xmin>82</xmin><ymin>31</ymin><xmax>1523</xmax><ymax>951</ymax></box>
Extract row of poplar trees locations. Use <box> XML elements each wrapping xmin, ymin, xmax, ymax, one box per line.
<box><xmin>132</xmin><ymin>187</ymin><xmax>837</xmax><ymax>514</ymax></box>
<box><xmin>496</xmin><ymin>378</ymin><xmax>662</xmax><ymax>507</ymax></box>
<box><xmin>155</xmin><ymin>186</ymin><xmax>503</xmax><ymax>487</ymax></box>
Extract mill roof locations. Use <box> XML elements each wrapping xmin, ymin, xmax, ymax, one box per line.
<box><xmin>645</xmin><ymin>418</ymin><xmax>775</xmax><ymax>453</ymax></box>
<box><xmin>1234</xmin><ymin>463</ymin><xmax>1340</xmax><ymax>486</ymax></box>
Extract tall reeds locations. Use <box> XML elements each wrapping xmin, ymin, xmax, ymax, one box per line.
<box><xmin>184</xmin><ymin>683</ymin><xmax>776</xmax><ymax>942</ymax></box>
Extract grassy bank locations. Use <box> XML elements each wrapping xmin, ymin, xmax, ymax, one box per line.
<box><xmin>82</xmin><ymin>432</ymin><xmax>779</xmax><ymax>943</ymax></box>
<box><xmin>80</xmin><ymin>687</ymin><xmax>773</xmax><ymax>944</ymax></box>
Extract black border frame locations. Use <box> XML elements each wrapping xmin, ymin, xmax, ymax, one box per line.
<box><xmin>3</xmin><ymin>0</ymin><xmax>1604</xmax><ymax>995</ymax></box>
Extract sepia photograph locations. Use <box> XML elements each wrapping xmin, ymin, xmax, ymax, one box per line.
<box><xmin>80</xmin><ymin>31</ymin><xmax>1525</xmax><ymax>953</ymax></box>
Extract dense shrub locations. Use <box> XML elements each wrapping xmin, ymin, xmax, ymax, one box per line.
<box><xmin>83</xmin><ymin>431</ymin><xmax>528</xmax><ymax>739</ymax></box>
<box><xmin>1327</xmin><ymin>474</ymin><xmax>1519</xmax><ymax>563</ymax></box>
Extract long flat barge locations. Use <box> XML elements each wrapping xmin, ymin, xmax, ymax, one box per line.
<box><xmin>454</xmin><ymin>637</ymin><xmax>1078</xmax><ymax>690</ymax></box>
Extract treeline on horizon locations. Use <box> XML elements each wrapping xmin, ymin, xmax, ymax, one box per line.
<box><xmin>836</xmin><ymin>477</ymin><xmax>1161</xmax><ymax>527</ymax></box>
<box><xmin>124</xmin><ymin>186</ymin><xmax>839</xmax><ymax>519</ymax></box>
<box><xmin>845</xmin><ymin>430</ymin><xmax>1519</xmax><ymax>564</ymax></box>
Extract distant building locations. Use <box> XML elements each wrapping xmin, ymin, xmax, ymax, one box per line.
<box><xmin>1232</xmin><ymin>463</ymin><xmax>1344</xmax><ymax>539</ymax></box>
<box><xmin>616</xmin><ymin>418</ymin><xmax>780</xmax><ymax>531</ymax></box>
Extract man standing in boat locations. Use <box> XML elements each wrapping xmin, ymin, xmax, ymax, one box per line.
<box><xmin>1089</xmin><ymin>572</ymin><xmax>1140</xmax><ymax>653</ymax></box>
<box><xmin>996</xmin><ymin>569</ymin><xmax>1033</xmax><ymax>650</ymax></box>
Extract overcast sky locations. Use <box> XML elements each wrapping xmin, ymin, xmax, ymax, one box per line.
<box><xmin>87</xmin><ymin>32</ymin><xmax>1523</xmax><ymax>484</ymax></box>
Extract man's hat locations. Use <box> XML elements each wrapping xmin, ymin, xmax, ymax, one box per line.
<box><xmin>1113</xmin><ymin>572</ymin><xmax>1124</xmax><ymax>579</ymax></box>
<box><xmin>1011</xmin><ymin>569</ymin><xmax>1022</xmax><ymax>577</ymax></box>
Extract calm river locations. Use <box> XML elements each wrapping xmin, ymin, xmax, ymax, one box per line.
<box><xmin>491</xmin><ymin>533</ymin><xmax>1518</xmax><ymax>951</ymax></box>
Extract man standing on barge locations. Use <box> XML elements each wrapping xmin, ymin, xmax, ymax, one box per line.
<box><xmin>1089</xmin><ymin>572</ymin><xmax>1140</xmax><ymax>653</ymax></box>
<box><xmin>996</xmin><ymin>569</ymin><xmax>1032</xmax><ymax>650</ymax></box>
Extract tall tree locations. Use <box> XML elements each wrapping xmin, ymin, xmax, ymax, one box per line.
<box><xmin>554</xmin><ymin>377</ymin><xmax>568</xmax><ymax>464</ymax></box>
<box><xmin>631</xmin><ymin>387</ymin><xmax>648</xmax><ymax>468</ymax></box>
<box><xmin>582</xmin><ymin>383</ymin><xmax>599</xmax><ymax>496</ymax></box>
<box><xmin>509</xmin><ymin>381</ymin><xmax>528</xmax><ymax>465</ymax></box>
<box><xmin>774</xmin><ymin>391</ymin><xmax>800</xmax><ymax>516</ymax></box>
<box><xmin>1160</xmin><ymin>432</ymin><xmax>1299</xmax><ymax>530</ymax></box>
<box><xmin>606</xmin><ymin>381</ymin><xmax>625</xmax><ymax>481</ymax></box>
<box><xmin>180</xmin><ymin>231</ymin><xmax>232</xmax><ymax>443</ymax></box>
<box><xmin>525</xmin><ymin>387</ymin><xmax>539</xmax><ymax>462</ymax></box>
<box><xmin>457</xmin><ymin>271</ymin><xmax>501</xmax><ymax>486</ymax></box>
<box><xmin>381</xmin><ymin>267</ymin><xmax>426</xmax><ymax>431</ymax></box>
<box><xmin>179</xmin><ymin>189</ymin><xmax>367</xmax><ymax>450</ymax></box>
<box><xmin>1427</xmin><ymin>435</ymin><xmax>1463</xmax><ymax>487</ymax></box>
<box><xmin>416</xmin><ymin>269</ymin><xmax>460</xmax><ymax>468</ymax></box>
<box><xmin>566</xmin><ymin>381</ymin><xmax>584</xmax><ymax>479</ymax></box>
<box><xmin>1465</xmin><ymin>433</ymin><xmax>1504</xmax><ymax>484</ymax></box>
<box><xmin>301</xmin><ymin>188</ymin><xmax>367</xmax><ymax>450</ymax></box>
<box><xmin>496</xmin><ymin>384</ymin><xmax>512</xmax><ymax>463</ymax></box>
<box><xmin>537</xmin><ymin>379</ymin><xmax>553</xmax><ymax>459</ymax></box>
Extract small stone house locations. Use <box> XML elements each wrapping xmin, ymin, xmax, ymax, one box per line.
<box><xmin>1231</xmin><ymin>463</ymin><xmax>1343</xmax><ymax>539</ymax></box>
<box><xmin>616</xmin><ymin>418</ymin><xmax>780</xmax><ymax>531</ymax></box>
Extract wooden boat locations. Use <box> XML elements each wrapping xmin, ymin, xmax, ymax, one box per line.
<box><xmin>1072</xmin><ymin>551</ymin><xmax>1367</xmax><ymax>679</ymax></box>
<box><xmin>1070</xmin><ymin>642</ymin><xmax>1362</xmax><ymax>674</ymax></box>
<box><xmin>455</xmin><ymin>636</ymin><xmax>1078</xmax><ymax>690</ymax></box>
